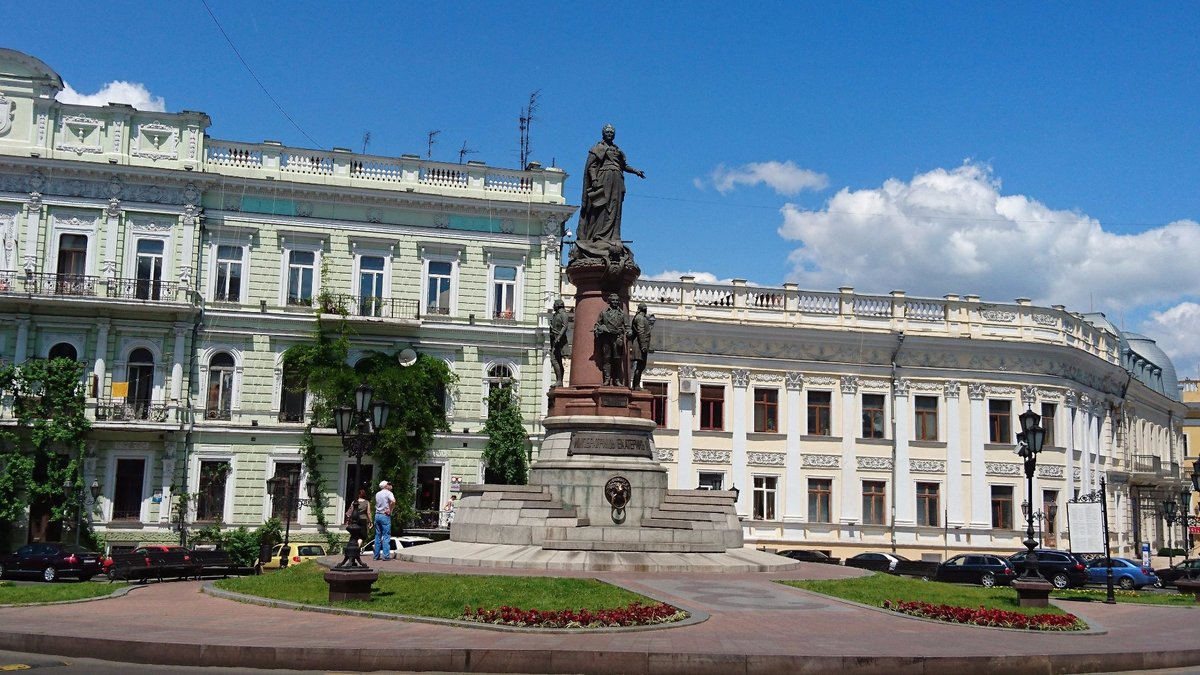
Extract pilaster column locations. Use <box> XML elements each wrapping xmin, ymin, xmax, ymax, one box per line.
<box><xmin>170</xmin><ymin>323</ymin><xmax>187</xmax><ymax>404</ymax></box>
<box><xmin>14</xmin><ymin>316</ymin><xmax>30</xmax><ymax>364</ymax></box>
<box><xmin>103</xmin><ymin>199</ymin><xmax>120</xmax><ymax>279</ymax></box>
<box><xmin>840</xmin><ymin>376</ymin><xmax>859</xmax><ymax>524</ymax></box>
<box><xmin>945</xmin><ymin>380</ymin><xmax>964</xmax><ymax>525</ymax></box>
<box><xmin>893</xmin><ymin>378</ymin><xmax>914</xmax><ymax>525</ymax></box>
<box><xmin>93</xmin><ymin>319</ymin><xmax>110</xmax><ymax>399</ymax></box>
<box><xmin>178</xmin><ymin>205</ymin><xmax>198</xmax><ymax>291</ymax></box>
<box><xmin>22</xmin><ymin>192</ymin><xmax>41</xmax><ymax>274</ymax></box>
<box><xmin>731</xmin><ymin>368</ymin><xmax>749</xmax><ymax>516</ymax></box>
<box><xmin>1080</xmin><ymin>394</ymin><xmax>1093</xmax><ymax>490</ymax></box>
<box><xmin>968</xmin><ymin>382</ymin><xmax>989</xmax><ymax>527</ymax></box>
<box><xmin>784</xmin><ymin>371</ymin><xmax>804</xmax><ymax>521</ymax></box>
<box><xmin>1064</xmin><ymin>390</ymin><xmax>1079</xmax><ymax>497</ymax></box>
<box><xmin>676</xmin><ymin>366</ymin><xmax>695</xmax><ymax>489</ymax></box>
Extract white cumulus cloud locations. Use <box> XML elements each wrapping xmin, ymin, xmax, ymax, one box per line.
<box><xmin>56</xmin><ymin>80</ymin><xmax>166</xmax><ymax>112</ymax></box>
<box><xmin>1138</xmin><ymin>303</ymin><xmax>1200</xmax><ymax>381</ymax></box>
<box><xmin>705</xmin><ymin>161</ymin><xmax>829</xmax><ymax>196</ymax></box>
<box><xmin>643</xmin><ymin>270</ymin><xmax>735</xmax><ymax>285</ymax></box>
<box><xmin>777</xmin><ymin>162</ymin><xmax>1200</xmax><ymax>377</ymax></box>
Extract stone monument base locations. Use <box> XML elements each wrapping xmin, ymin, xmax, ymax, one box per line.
<box><xmin>397</xmin><ymin>540</ymin><xmax>797</xmax><ymax>573</ymax></box>
<box><xmin>324</xmin><ymin>569</ymin><xmax>378</xmax><ymax>602</ymax></box>
<box><xmin>1012</xmin><ymin>578</ymin><xmax>1054</xmax><ymax>608</ymax></box>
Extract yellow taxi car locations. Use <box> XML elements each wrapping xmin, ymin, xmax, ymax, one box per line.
<box><xmin>260</xmin><ymin>543</ymin><xmax>326</xmax><ymax>570</ymax></box>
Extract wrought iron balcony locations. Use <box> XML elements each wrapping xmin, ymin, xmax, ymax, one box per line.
<box><xmin>1132</xmin><ymin>455</ymin><xmax>1162</xmax><ymax>475</ymax></box>
<box><xmin>323</xmin><ymin>294</ymin><xmax>421</xmax><ymax>320</ymax></box>
<box><xmin>95</xmin><ymin>398</ymin><xmax>171</xmax><ymax>422</ymax></box>
<box><xmin>0</xmin><ymin>271</ymin><xmax>184</xmax><ymax>303</ymax></box>
<box><xmin>204</xmin><ymin>406</ymin><xmax>232</xmax><ymax>421</ymax></box>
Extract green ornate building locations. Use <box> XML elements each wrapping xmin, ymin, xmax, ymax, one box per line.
<box><xmin>0</xmin><ymin>49</ymin><xmax>573</xmax><ymax>549</ymax></box>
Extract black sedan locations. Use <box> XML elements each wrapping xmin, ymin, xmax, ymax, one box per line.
<box><xmin>934</xmin><ymin>554</ymin><xmax>1016</xmax><ymax>587</ymax></box>
<box><xmin>0</xmin><ymin>542</ymin><xmax>103</xmax><ymax>582</ymax></box>
<box><xmin>778</xmin><ymin>549</ymin><xmax>839</xmax><ymax>564</ymax></box>
<box><xmin>1152</xmin><ymin>558</ymin><xmax>1200</xmax><ymax>588</ymax></box>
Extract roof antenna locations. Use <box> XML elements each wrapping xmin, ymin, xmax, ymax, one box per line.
<box><xmin>427</xmin><ymin>130</ymin><xmax>441</xmax><ymax>160</ymax></box>
<box><xmin>519</xmin><ymin>89</ymin><xmax>541</xmax><ymax>169</ymax></box>
<box><xmin>361</xmin><ymin>131</ymin><xmax>371</xmax><ymax>155</ymax></box>
<box><xmin>458</xmin><ymin>141</ymin><xmax>477</xmax><ymax>164</ymax></box>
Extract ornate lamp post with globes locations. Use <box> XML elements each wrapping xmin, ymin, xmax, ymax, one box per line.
<box><xmin>265</xmin><ymin>473</ymin><xmax>320</xmax><ymax>568</ymax></box>
<box><xmin>1162</xmin><ymin>497</ymin><xmax>1178</xmax><ymax>567</ymax></box>
<box><xmin>332</xmin><ymin>383</ymin><xmax>390</xmax><ymax>570</ymax></box>
<box><xmin>1012</xmin><ymin>408</ymin><xmax>1053</xmax><ymax>606</ymax></box>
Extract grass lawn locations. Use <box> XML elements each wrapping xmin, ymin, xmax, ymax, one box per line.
<box><xmin>782</xmin><ymin>573</ymin><xmax>1196</xmax><ymax>613</ymax></box>
<box><xmin>0</xmin><ymin>580</ymin><xmax>127</xmax><ymax>605</ymax></box>
<box><xmin>215</xmin><ymin>562</ymin><xmax>665</xmax><ymax>618</ymax></box>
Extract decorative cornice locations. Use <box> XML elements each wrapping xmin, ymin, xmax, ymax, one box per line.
<box><xmin>893</xmin><ymin>378</ymin><xmax>911</xmax><ymax>397</ymax></box>
<box><xmin>750</xmin><ymin>372</ymin><xmax>784</xmax><ymax>383</ymax></box>
<box><xmin>840</xmin><ymin>375</ymin><xmax>859</xmax><ymax>395</ymax></box>
<box><xmin>857</xmin><ymin>456</ymin><xmax>892</xmax><ymax>471</ymax></box>
<box><xmin>980</xmin><ymin>307</ymin><xmax>1016</xmax><ymax>322</ymax></box>
<box><xmin>679</xmin><ymin>365</ymin><xmax>696</xmax><ymax>379</ymax></box>
<box><xmin>802</xmin><ymin>454</ymin><xmax>840</xmax><ymax>468</ymax></box>
<box><xmin>785</xmin><ymin>371</ymin><xmax>804</xmax><ymax>390</ymax></box>
<box><xmin>732</xmin><ymin>369</ymin><xmax>750</xmax><ymax>388</ymax></box>
<box><xmin>859</xmin><ymin>378</ymin><xmax>890</xmax><ymax>391</ymax></box>
<box><xmin>654</xmin><ymin>447</ymin><xmax>675</xmax><ymax>462</ymax></box>
<box><xmin>644</xmin><ymin>367</ymin><xmax>673</xmax><ymax>377</ymax></box>
<box><xmin>968</xmin><ymin>383</ymin><xmax>986</xmax><ymax>400</ymax></box>
<box><xmin>748</xmin><ymin>451</ymin><xmax>786</xmax><ymax>466</ymax></box>
<box><xmin>1032</xmin><ymin>313</ymin><xmax>1057</xmax><ymax>326</ymax></box>
<box><xmin>944</xmin><ymin>380</ymin><xmax>961</xmax><ymax>399</ymax></box>
<box><xmin>985</xmin><ymin>461</ymin><xmax>1022</xmax><ymax>476</ymax></box>
<box><xmin>693</xmin><ymin>449</ymin><xmax>730</xmax><ymax>464</ymax></box>
<box><xmin>695</xmin><ymin>369</ymin><xmax>728</xmax><ymax>381</ymax></box>
<box><xmin>910</xmin><ymin>459</ymin><xmax>946</xmax><ymax>473</ymax></box>
<box><xmin>807</xmin><ymin>376</ymin><xmax>837</xmax><ymax>387</ymax></box>
<box><xmin>1037</xmin><ymin>465</ymin><xmax>1064</xmax><ymax>479</ymax></box>
<box><xmin>985</xmin><ymin>385</ymin><xmax>1018</xmax><ymax>396</ymax></box>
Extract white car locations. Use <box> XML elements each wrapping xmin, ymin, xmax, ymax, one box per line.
<box><xmin>360</xmin><ymin>536</ymin><xmax>433</xmax><ymax>559</ymax></box>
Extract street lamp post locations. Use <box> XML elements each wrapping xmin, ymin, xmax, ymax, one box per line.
<box><xmin>265</xmin><ymin>473</ymin><xmax>320</xmax><ymax>568</ymax></box>
<box><xmin>1163</xmin><ymin>498</ymin><xmax>1178</xmax><ymax>568</ymax></box>
<box><xmin>333</xmin><ymin>383</ymin><xmax>390</xmax><ymax>569</ymax></box>
<box><xmin>1016</xmin><ymin>408</ymin><xmax>1047</xmax><ymax>580</ymax></box>
<box><xmin>1181</xmin><ymin>487</ymin><xmax>1193</xmax><ymax>557</ymax></box>
<box><xmin>1020</xmin><ymin>500</ymin><xmax>1059</xmax><ymax>547</ymax></box>
<box><xmin>61</xmin><ymin>479</ymin><xmax>102</xmax><ymax>546</ymax></box>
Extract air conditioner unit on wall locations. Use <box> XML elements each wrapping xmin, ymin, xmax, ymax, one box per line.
<box><xmin>679</xmin><ymin>378</ymin><xmax>698</xmax><ymax>394</ymax></box>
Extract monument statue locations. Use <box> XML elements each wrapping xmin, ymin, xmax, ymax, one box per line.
<box><xmin>593</xmin><ymin>292</ymin><xmax>628</xmax><ymax>386</ymax></box>
<box><xmin>574</xmin><ymin>124</ymin><xmax>644</xmax><ymax>260</ymax></box>
<box><xmin>549</xmin><ymin>298</ymin><xmax>569</xmax><ymax>387</ymax></box>
<box><xmin>629</xmin><ymin>303</ymin><xmax>654</xmax><ymax>390</ymax></box>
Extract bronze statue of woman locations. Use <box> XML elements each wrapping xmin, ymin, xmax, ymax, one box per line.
<box><xmin>576</xmin><ymin>124</ymin><xmax>644</xmax><ymax>259</ymax></box>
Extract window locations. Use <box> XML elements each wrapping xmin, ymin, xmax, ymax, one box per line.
<box><xmin>214</xmin><ymin>245</ymin><xmax>243</xmax><ymax>302</ymax></box>
<box><xmin>358</xmin><ymin>255</ymin><xmax>385</xmax><ymax>317</ymax></box>
<box><xmin>988</xmin><ymin>400</ymin><xmax>1012</xmax><ymax>443</ymax></box>
<box><xmin>807</xmin><ymin>391</ymin><xmax>831</xmax><ymax>436</ymax></box>
<box><xmin>492</xmin><ymin>265</ymin><xmax>517</xmax><ymax>319</ymax></box>
<box><xmin>134</xmin><ymin>239</ymin><xmax>165</xmax><ymax>300</ymax></box>
<box><xmin>699</xmin><ymin>385</ymin><xmax>724</xmax><ymax>431</ymax></box>
<box><xmin>56</xmin><ymin>233</ymin><xmax>88</xmax><ymax>294</ymax></box>
<box><xmin>808</xmin><ymin>478</ymin><xmax>832</xmax><ymax>522</ymax></box>
<box><xmin>485</xmin><ymin>364</ymin><xmax>514</xmax><ymax>417</ymax></box>
<box><xmin>646</xmin><ymin>382</ymin><xmax>667</xmax><ymax>427</ymax></box>
<box><xmin>48</xmin><ymin>342</ymin><xmax>78</xmax><ymax>361</ymax></box>
<box><xmin>269</xmin><ymin>462</ymin><xmax>302</xmax><ymax>522</ymax></box>
<box><xmin>205</xmin><ymin>352</ymin><xmax>235</xmax><ymax>420</ymax></box>
<box><xmin>914</xmin><ymin>395</ymin><xmax>938</xmax><ymax>441</ymax></box>
<box><xmin>862</xmin><ymin>480</ymin><xmax>886</xmax><ymax>525</ymax></box>
<box><xmin>991</xmin><ymin>485</ymin><xmax>1014</xmax><ymax>529</ymax></box>
<box><xmin>753</xmin><ymin>388</ymin><xmax>778</xmax><ymax>433</ymax></box>
<box><xmin>286</xmin><ymin>250</ymin><xmax>315</xmax><ymax>306</ymax></box>
<box><xmin>196</xmin><ymin>460</ymin><xmax>230</xmax><ymax>522</ymax></box>
<box><xmin>697</xmin><ymin>472</ymin><xmax>724</xmax><ymax>490</ymax></box>
<box><xmin>753</xmin><ymin>475</ymin><xmax>778</xmax><ymax>520</ymax></box>
<box><xmin>916</xmin><ymin>482</ymin><xmax>940</xmax><ymax>527</ymax></box>
<box><xmin>127</xmin><ymin>348</ymin><xmax>155</xmax><ymax>420</ymax></box>
<box><xmin>112</xmin><ymin>458</ymin><xmax>145</xmax><ymax>520</ymax></box>
<box><xmin>344</xmin><ymin>463</ymin><xmax>374</xmax><ymax>503</ymax></box>
<box><xmin>861</xmin><ymin>393</ymin><xmax>885</xmax><ymax>439</ymax></box>
<box><xmin>426</xmin><ymin>260</ymin><xmax>453</xmax><ymax>315</ymax></box>
<box><xmin>1041</xmin><ymin>402</ymin><xmax>1057</xmax><ymax>447</ymax></box>
<box><xmin>278</xmin><ymin>360</ymin><xmax>307</xmax><ymax>422</ymax></box>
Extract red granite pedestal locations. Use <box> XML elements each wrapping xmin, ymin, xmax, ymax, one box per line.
<box><xmin>324</xmin><ymin>569</ymin><xmax>378</xmax><ymax>602</ymax></box>
<box><xmin>1012</xmin><ymin>578</ymin><xmax>1054</xmax><ymax>608</ymax></box>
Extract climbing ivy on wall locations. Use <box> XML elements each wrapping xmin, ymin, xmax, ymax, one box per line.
<box><xmin>284</xmin><ymin>315</ymin><xmax>456</xmax><ymax>528</ymax></box>
<box><xmin>0</xmin><ymin>358</ymin><xmax>94</xmax><ymax>548</ymax></box>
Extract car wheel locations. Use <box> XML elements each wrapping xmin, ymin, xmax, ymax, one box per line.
<box><xmin>42</xmin><ymin>566</ymin><xmax>58</xmax><ymax>582</ymax></box>
<box><xmin>1051</xmin><ymin>572</ymin><xmax>1070</xmax><ymax>589</ymax></box>
<box><xmin>1118</xmin><ymin>576</ymin><xmax>1135</xmax><ymax>591</ymax></box>
<box><xmin>981</xmin><ymin>572</ymin><xmax>996</xmax><ymax>588</ymax></box>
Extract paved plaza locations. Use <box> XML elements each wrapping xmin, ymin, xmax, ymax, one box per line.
<box><xmin>1</xmin><ymin>559</ymin><xmax>1197</xmax><ymax>674</ymax></box>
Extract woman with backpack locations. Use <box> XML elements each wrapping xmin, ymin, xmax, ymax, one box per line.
<box><xmin>345</xmin><ymin>488</ymin><xmax>372</xmax><ymax>550</ymax></box>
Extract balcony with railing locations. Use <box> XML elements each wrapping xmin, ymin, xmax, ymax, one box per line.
<box><xmin>624</xmin><ymin>277</ymin><xmax>1123</xmax><ymax>366</ymax></box>
<box><xmin>1131</xmin><ymin>454</ymin><xmax>1162</xmax><ymax>476</ymax></box>
<box><xmin>203</xmin><ymin>406</ymin><xmax>232</xmax><ymax>421</ymax></box>
<box><xmin>0</xmin><ymin>271</ymin><xmax>187</xmax><ymax>304</ymax></box>
<box><xmin>95</xmin><ymin>398</ymin><xmax>171</xmax><ymax>423</ymax></box>
<box><xmin>204</xmin><ymin>141</ymin><xmax>567</xmax><ymax>206</ymax></box>
<box><xmin>321</xmin><ymin>294</ymin><xmax>421</xmax><ymax>321</ymax></box>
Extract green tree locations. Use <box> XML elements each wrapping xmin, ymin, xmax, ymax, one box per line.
<box><xmin>481</xmin><ymin>385</ymin><xmax>528</xmax><ymax>484</ymax></box>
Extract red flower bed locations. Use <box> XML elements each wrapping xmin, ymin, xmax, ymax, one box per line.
<box><xmin>460</xmin><ymin>601</ymin><xmax>688</xmax><ymax>628</ymax></box>
<box><xmin>882</xmin><ymin>599</ymin><xmax>1086</xmax><ymax>631</ymax></box>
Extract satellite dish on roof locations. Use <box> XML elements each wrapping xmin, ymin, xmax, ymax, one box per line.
<box><xmin>398</xmin><ymin>348</ymin><xmax>417</xmax><ymax>367</ymax></box>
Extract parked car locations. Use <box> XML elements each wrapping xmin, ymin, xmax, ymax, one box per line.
<box><xmin>261</xmin><ymin>543</ymin><xmax>327</xmax><ymax>570</ymax></box>
<box><xmin>1085</xmin><ymin>557</ymin><xmax>1159</xmax><ymax>590</ymax></box>
<box><xmin>0</xmin><ymin>542</ymin><xmax>103</xmax><ymax>582</ymax></box>
<box><xmin>847</xmin><ymin>552</ymin><xmax>909</xmax><ymax>572</ymax></box>
<box><xmin>777</xmin><ymin>549</ymin><xmax>838</xmax><ymax>564</ymax></box>
<box><xmin>933</xmin><ymin>554</ymin><xmax>1016</xmax><ymax>587</ymax></box>
<box><xmin>1152</xmin><ymin>558</ymin><xmax>1200</xmax><ymax>588</ymax></box>
<box><xmin>361</xmin><ymin>536</ymin><xmax>434</xmax><ymax>559</ymax></box>
<box><xmin>1007</xmin><ymin>549</ymin><xmax>1089</xmax><ymax>589</ymax></box>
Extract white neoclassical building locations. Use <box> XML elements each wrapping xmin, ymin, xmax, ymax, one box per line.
<box><xmin>558</xmin><ymin>276</ymin><xmax>1189</xmax><ymax>562</ymax></box>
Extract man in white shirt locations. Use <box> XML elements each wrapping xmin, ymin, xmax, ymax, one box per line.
<box><xmin>373</xmin><ymin>480</ymin><xmax>395</xmax><ymax>561</ymax></box>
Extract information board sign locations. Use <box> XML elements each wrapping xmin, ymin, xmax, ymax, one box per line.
<box><xmin>1066</xmin><ymin>501</ymin><xmax>1104</xmax><ymax>553</ymax></box>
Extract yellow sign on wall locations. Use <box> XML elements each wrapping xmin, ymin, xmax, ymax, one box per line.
<box><xmin>111</xmin><ymin>381</ymin><xmax>128</xmax><ymax>398</ymax></box>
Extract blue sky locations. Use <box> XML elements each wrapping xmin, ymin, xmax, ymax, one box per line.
<box><xmin>7</xmin><ymin>2</ymin><xmax>1200</xmax><ymax>380</ymax></box>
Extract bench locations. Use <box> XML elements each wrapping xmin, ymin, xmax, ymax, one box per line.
<box><xmin>107</xmin><ymin>552</ymin><xmax>154</xmax><ymax>583</ymax></box>
<box><xmin>144</xmin><ymin>550</ymin><xmax>196</xmax><ymax>581</ymax></box>
<box><xmin>190</xmin><ymin>550</ymin><xmax>239</xmax><ymax>578</ymax></box>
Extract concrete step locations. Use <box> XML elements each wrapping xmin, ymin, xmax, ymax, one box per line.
<box><xmin>667</xmin><ymin>489</ymin><xmax>738</xmax><ymax>499</ymax></box>
<box><xmin>542</xmin><ymin>539</ymin><xmax>725</xmax><ymax>553</ymax></box>
<box><xmin>641</xmin><ymin>518</ymin><xmax>694</xmax><ymax>530</ymax></box>
<box><xmin>657</xmin><ymin>502</ymin><xmax>733</xmax><ymax>513</ymax></box>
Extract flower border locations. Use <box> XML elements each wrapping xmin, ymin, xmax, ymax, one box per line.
<box><xmin>882</xmin><ymin>599</ymin><xmax>1086</xmax><ymax>631</ymax></box>
<box><xmin>460</xmin><ymin>601</ymin><xmax>688</xmax><ymax>629</ymax></box>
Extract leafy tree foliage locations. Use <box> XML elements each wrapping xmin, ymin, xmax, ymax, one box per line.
<box><xmin>481</xmin><ymin>385</ymin><xmax>528</xmax><ymax>485</ymax></box>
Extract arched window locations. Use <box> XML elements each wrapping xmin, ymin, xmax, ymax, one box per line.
<box><xmin>48</xmin><ymin>342</ymin><xmax>78</xmax><ymax>361</ymax></box>
<box><xmin>127</xmin><ymin>348</ymin><xmax>155</xmax><ymax>420</ymax></box>
<box><xmin>206</xmin><ymin>352</ymin><xmax>235</xmax><ymax>420</ymax></box>
<box><xmin>485</xmin><ymin>363</ymin><xmax>515</xmax><ymax>417</ymax></box>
